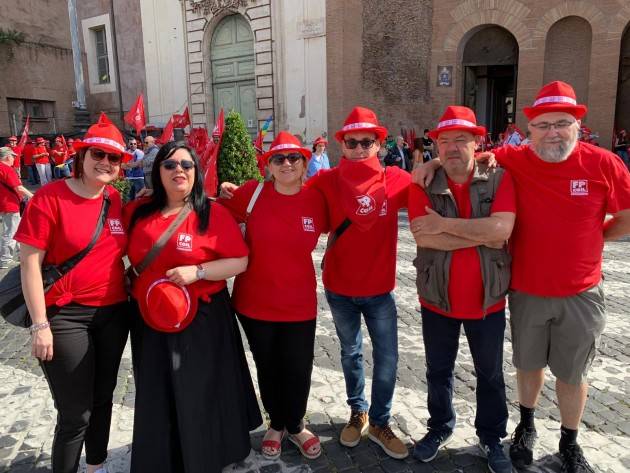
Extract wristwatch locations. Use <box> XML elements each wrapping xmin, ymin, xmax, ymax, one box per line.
<box><xmin>196</xmin><ymin>264</ymin><xmax>206</xmax><ymax>281</ymax></box>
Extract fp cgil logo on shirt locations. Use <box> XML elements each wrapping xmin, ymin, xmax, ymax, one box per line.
<box><xmin>107</xmin><ymin>219</ymin><xmax>125</xmax><ymax>235</ymax></box>
<box><xmin>302</xmin><ymin>217</ymin><xmax>315</xmax><ymax>232</ymax></box>
<box><xmin>176</xmin><ymin>233</ymin><xmax>193</xmax><ymax>251</ymax></box>
<box><xmin>570</xmin><ymin>180</ymin><xmax>588</xmax><ymax>196</ymax></box>
<box><xmin>355</xmin><ymin>195</ymin><xmax>375</xmax><ymax>215</ymax></box>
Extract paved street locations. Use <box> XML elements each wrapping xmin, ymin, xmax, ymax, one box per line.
<box><xmin>0</xmin><ymin>210</ymin><xmax>628</xmax><ymax>473</ymax></box>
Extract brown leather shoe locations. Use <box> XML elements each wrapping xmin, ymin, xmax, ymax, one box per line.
<box><xmin>368</xmin><ymin>423</ymin><xmax>409</xmax><ymax>459</ymax></box>
<box><xmin>340</xmin><ymin>411</ymin><xmax>369</xmax><ymax>447</ymax></box>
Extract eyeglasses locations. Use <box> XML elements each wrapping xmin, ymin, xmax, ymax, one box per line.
<box><xmin>161</xmin><ymin>159</ymin><xmax>195</xmax><ymax>171</ymax></box>
<box><xmin>529</xmin><ymin>120</ymin><xmax>576</xmax><ymax>132</ymax></box>
<box><xmin>344</xmin><ymin>139</ymin><xmax>376</xmax><ymax>150</ymax></box>
<box><xmin>129</xmin><ymin>142</ymin><xmax>137</xmax><ymax>146</ymax></box>
<box><xmin>88</xmin><ymin>148</ymin><xmax>122</xmax><ymax>164</ymax></box>
<box><xmin>269</xmin><ymin>153</ymin><xmax>303</xmax><ymax>165</ymax></box>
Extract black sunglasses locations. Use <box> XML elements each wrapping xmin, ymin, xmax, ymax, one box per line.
<box><xmin>161</xmin><ymin>159</ymin><xmax>195</xmax><ymax>171</ymax></box>
<box><xmin>269</xmin><ymin>153</ymin><xmax>303</xmax><ymax>165</ymax></box>
<box><xmin>344</xmin><ymin>139</ymin><xmax>376</xmax><ymax>150</ymax></box>
<box><xmin>89</xmin><ymin>148</ymin><xmax>122</xmax><ymax>164</ymax></box>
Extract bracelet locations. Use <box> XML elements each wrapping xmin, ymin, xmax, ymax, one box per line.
<box><xmin>30</xmin><ymin>321</ymin><xmax>50</xmax><ymax>334</ymax></box>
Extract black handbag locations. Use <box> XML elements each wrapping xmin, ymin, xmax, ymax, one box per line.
<box><xmin>0</xmin><ymin>190</ymin><xmax>111</xmax><ymax>327</ymax></box>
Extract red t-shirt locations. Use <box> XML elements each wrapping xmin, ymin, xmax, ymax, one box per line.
<box><xmin>22</xmin><ymin>144</ymin><xmax>35</xmax><ymax>166</ymax></box>
<box><xmin>14</xmin><ymin>181</ymin><xmax>128</xmax><ymax>307</ymax></box>
<box><xmin>52</xmin><ymin>145</ymin><xmax>67</xmax><ymax>165</ymax></box>
<box><xmin>219</xmin><ymin>180</ymin><xmax>328</xmax><ymax>322</ymax></box>
<box><xmin>33</xmin><ymin>145</ymin><xmax>49</xmax><ymax>165</ymax></box>
<box><xmin>494</xmin><ymin>142</ymin><xmax>630</xmax><ymax>296</ymax></box>
<box><xmin>308</xmin><ymin>166</ymin><xmax>410</xmax><ymax>297</ymax></box>
<box><xmin>408</xmin><ymin>170</ymin><xmax>516</xmax><ymax>319</ymax></box>
<box><xmin>0</xmin><ymin>162</ymin><xmax>21</xmax><ymax>213</ymax></box>
<box><xmin>123</xmin><ymin>200</ymin><xmax>249</xmax><ymax>301</ymax></box>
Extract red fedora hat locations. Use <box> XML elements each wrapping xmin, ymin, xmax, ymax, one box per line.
<box><xmin>313</xmin><ymin>136</ymin><xmax>328</xmax><ymax>146</ymax></box>
<box><xmin>260</xmin><ymin>131</ymin><xmax>312</xmax><ymax>163</ymax></box>
<box><xmin>134</xmin><ymin>274</ymin><xmax>199</xmax><ymax>333</ymax></box>
<box><xmin>523</xmin><ymin>81</ymin><xmax>587</xmax><ymax>120</ymax></box>
<box><xmin>335</xmin><ymin>106</ymin><xmax>388</xmax><ymax>143</ymax></box>
<box><xmin>428</xmin><ymin>106</ymin><xmax>486</xmax><ymax>140</ymax></box>
<box><xmin>73</xmin><ymin>112</ymin><xmax>130</xmax><ymax>157</ymax></box>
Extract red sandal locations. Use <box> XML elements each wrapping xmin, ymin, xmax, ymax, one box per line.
<box><xmin>261</xmin><ymin>429</ymin><xmax>285</xmax><ymax>460</ymax></box>
<box><xmin>288</xmin><ymin>431</ymin><xmax>322</xmax><ymax>460</ymax></box>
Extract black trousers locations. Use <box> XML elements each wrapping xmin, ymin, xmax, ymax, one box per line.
<box><xmin>131</xmin><ymin>290</ymin><xmax>262</xmax><ymax>473</ymax></box>
<box><xmin>238</xmin><ymin>314</ymin><xmax>316</xmax><ymax>434</ymax></box>
<box><xmin>40</xmin><ymin>302</ymin><xmax>129</xmax><ymax>473</ymax></box>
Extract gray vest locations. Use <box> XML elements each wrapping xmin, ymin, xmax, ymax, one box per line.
<box><xmin>413</xmin><ymin>163</ymin><xmax>511</xmax><ymax>314</ymax></box>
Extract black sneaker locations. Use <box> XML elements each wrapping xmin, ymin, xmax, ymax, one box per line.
<box><xmin>509</xmin><ymin>423</ymin><xmax>537</xmax><ymax>468</ymax></box>
<box><xmin>560</xmin><ymin>444</ymin><xmax>594</xmax><ymax>473</ymax></box>
<box><xmin>412</xmin><ymin>430</ymin><xmax>453</xmax><ymax>462</ymax></box>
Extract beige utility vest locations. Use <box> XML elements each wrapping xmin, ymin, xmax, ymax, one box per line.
<box><xmin>413</xmin><ymin>163</ymin><xmax>511</xmax><ymax>314</ymax></box>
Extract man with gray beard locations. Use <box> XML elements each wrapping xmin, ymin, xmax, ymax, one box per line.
<box><xmin>414</xmin><ymin>81</ymin><xmax>630</xmax><ymax>473</ymax></box>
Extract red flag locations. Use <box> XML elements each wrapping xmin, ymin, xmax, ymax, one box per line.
<box><xmin>187</xmin><ymin>127</ymin><xmax>209</xmax><ymax>158</ymax></box>
<box><xmin>17</xmin><ymin>115</ymin><xmax>30</xmax><ymax>149</ymax></box>
<box><xmin>158</xmin><ymin>117</ymin><xmax>175</xmax><ymax>144</ymax></box>
<box><xmin>201</xmin><ymin>109</ymin><xmax>224</xmax><ymax>197</ymax></box>
<box><xmin>172</xmin><ymin>106</ymin><xmax>190</xmax><ymax>129</ymax></box>
<box><xmin>124</xmin><ymin>94</ymin><xmax>146</xmax><ymax>136</ymax></box>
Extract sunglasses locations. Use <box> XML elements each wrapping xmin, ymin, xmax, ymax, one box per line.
<box><xmin>161</xmin><ymin>159</ymin><xmax>195</xmax><ymax>171</ymax></box>
<box><xmin>89</xmin><ymin>148</ymin><xmax>122</xmax><ymax>164</ymax></box>
<box><xmin>344</xmin><ymin>139</ymin><xmax>376</xmax><ymax>150</ymax></box>
<box><xmin>269</xmin><ymin>153</ymin><xmax>303</xmax><ymax>165</ymax></box>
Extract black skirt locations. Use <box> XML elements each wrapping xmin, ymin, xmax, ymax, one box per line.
<box><xmin>130</xmin><ymin>288</ymin><xmax>262</xmax><ymax>473</ymax></box>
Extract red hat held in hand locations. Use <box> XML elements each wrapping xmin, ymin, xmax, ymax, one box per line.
<box><xmin>428</xmin><ymin>106</ymin><xmax>487</xmax><ymax>140</ymax></box>
<box><xmin>135</xmin><ymin>275</ymin><xmax>199</xmax><ymax>333</ymax></box>
<box><xmin>260</xmin><ymin>131</ymin><xmax>312</xmax><ymax>163</ymax></box>
<box><xmin>335</xmin><ymin>106</ymin><xmax>388</xmax><ymax>143</ymax></box>
<box><xmin>523</xmin><ymin>81</ymin><xmax>587</xmax><ymax>120</ymax></box>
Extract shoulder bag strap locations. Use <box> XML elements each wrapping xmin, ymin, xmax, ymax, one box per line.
<box><xmin>320</xmin><ymin>218</ymin><xmax>352</xmax><ymax>270</ymax></box>
<box><xmin>132</xmin><ymin>204</ymin><xmax>193</xmax><ymax>277</ymax></box>
<box><xmin>42</xmin><ymin>189</ymin><xmax>111</xmax><ymax>286</ymax></box>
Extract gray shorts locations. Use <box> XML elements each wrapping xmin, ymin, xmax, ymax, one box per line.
<box><xmin>508</xmin><ymin>282</ymin><xmax>606</xmax><ymax>385</ymax></box>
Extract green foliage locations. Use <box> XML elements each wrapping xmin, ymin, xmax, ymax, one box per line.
<box><xmin>0</xmin><ymin>28</ymin><xmax>25</xmax><ymax>46</ymax></box>
<box><xmin>112</xmin><ymin>178</ymin><xmax>131</xmax><ymax>203</ymax></box>
<box><xmin>217</xmin><ymin>110</ymin><xmax>262</xmax><ymax>186</ymax></box>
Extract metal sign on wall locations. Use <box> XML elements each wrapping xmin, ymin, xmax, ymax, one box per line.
<box><xmin>437</xmin><ymin>66</ymin><xmax>453</xmax><ymax>87</ymax></box>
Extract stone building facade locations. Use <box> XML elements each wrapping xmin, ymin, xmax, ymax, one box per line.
<box><xmin>181</xmin><ymin>0</ymin><xmax>327</xmax><ymax>144</ymax></box>
<box><xmin>0</xmin><ymin>0</ymin><xmax>76</xmax><ymax>137</ymax></box>
<box><xmin>327</xmin><ymin>0</ymin><xmax>630</xmax><ymax>153</ymax></box>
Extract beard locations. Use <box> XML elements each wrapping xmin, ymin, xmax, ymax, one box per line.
<box><xmin>531</xmin><ymin>133</ymin><xmax>578</xmax><ymax>163</ymax></box>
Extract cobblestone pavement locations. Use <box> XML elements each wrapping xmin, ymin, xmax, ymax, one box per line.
<box><xmin>1</xmin><ymin>210</ymin><xmax>628</xmax><ymax>473</ymax></box>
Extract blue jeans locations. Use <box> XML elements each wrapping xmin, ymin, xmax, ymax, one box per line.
<box><xmin>421</xmin><ymin>306</ymin><xmax>508</xmax><ymax>444</ymax></box>
<box><xmin>128</xmin><ymin>178</ymin><xmax>145</xmax><ymax>200</ymax></box>
<box><xmin>325</xmin><ymin>289</ymin><xmax>398</xmax><ymax>427</ymax></box>
<box><xmin>53</xmin><ymin>164</ymin><xmax>71</xmax><ymax>179</ymax></box>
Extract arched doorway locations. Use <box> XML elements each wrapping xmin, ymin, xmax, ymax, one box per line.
<box><xmin>615</xmin><ymin>24</ymin><xmax>630</xmax><ymax>134</ymax></box>
<box><xmin>461</xmin><ymin>26</ymin><xmax>519</xmax><ymax>138</ymax></box>
<box><xmin>210</xmin><ymin>14</ymin><xmax>256</xmax><ymax>136</ymax></box>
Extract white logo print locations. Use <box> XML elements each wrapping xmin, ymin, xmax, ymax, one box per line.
<box><xmin>570</xmin><ymin>180</ymin><xmax>588</xmax><ymax>196</ymax></box>
<box><xmin>302</xmin><ymin>217</ymin><xmax>315</xmax><ymax>232</ymax></box>
<box><xmin>379</xmin><ymin>199</ymin><xmax>388</xmax><ymax>217</ymax></box>
<box><xmin>176</xmin><ymin>233</ymin><xmax>193</xmax><ymax>251</ymax></box>
<box><xmin>356</xmin><ymin>195</ymin><xmax>375</xmax><ymax>215</ymax></box>
<box><xmin>108</xmin><ymin>219</ymin><xmax>124</xmax><ymax>235</ymax></box>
